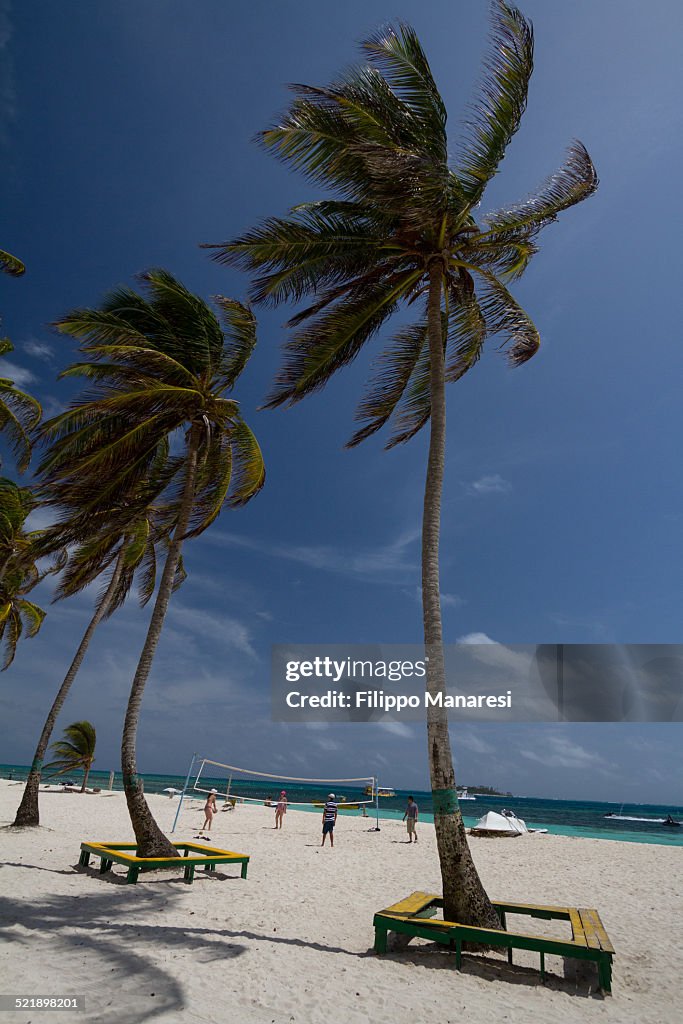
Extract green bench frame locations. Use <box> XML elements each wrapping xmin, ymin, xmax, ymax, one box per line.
<box><xmin>373</xmin><ymin>891</ymin><xmax>614</xmax><ymax>994</ymax></box>
<box><xmin>78</xmin><ymin>841</ymin><xmax>249</xmax><ymax>884</ymax></box>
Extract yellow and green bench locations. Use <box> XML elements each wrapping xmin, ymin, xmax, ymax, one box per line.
<box><xmin>373</xmin><ymin>891</ymin><xmax>614</xmax><ymax>994</ymax></box>
<box><xmin>78</xmin><ymin>841</ymin><xmax>250</xmax><ymax>885</ymax></box>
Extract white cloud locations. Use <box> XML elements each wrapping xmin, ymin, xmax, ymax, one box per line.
<box><xmin>465</xmin><ymin>474</ymin><xmax>512</xmax><ymax>496</ymax></box>
<box><xmin>166</xmin><ymin>603</ymin><xmax>255</xmax><ymax>658</ymax></box>
<box><xmin>456</xmin><ymin>733</ymin><xmax>496</xmax><ymax>756</ymax></box>
<box><xmin>520</xmin><ymin>734</ymin><xmax>613</xmax><ymax>772</ymax></box>
<box><xmin>377</xmin><ymin>721</ymin><xmax>413</xmax><ymax>738</ymax></box>
<box><xmin>457</xmin><ymin>632</ymin><xmax>497</xmax><ymax>645</ymax></box>
<box><xmin>23</xmin><ymin>340</ymin><xmax>54</xmax><ymax>361</ymax></box>
<box><xmin>0</xmin><ymin>359</ymin><xmax>37</xmax><ymax>387</ymax></box>
<box><xmin>210</xmin><ymin>525</ymin><xmax>421</xmax><ymax>582</ymax></box>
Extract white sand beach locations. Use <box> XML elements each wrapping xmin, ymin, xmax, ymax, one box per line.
<box><xmin>1</xmin><ymin>779</ymin><xmax>681</xmax><ymax>1024</ymax></box>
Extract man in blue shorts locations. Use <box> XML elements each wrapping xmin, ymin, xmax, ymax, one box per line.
<box><xmin>321</xmin><ymin>793</ymin><xmax>338</xmax><ymax>847</ymax></box>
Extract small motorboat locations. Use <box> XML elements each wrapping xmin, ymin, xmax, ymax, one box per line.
<box><xmin>663</xmin><ymin>815</ymin><xmax>681</xmax><ymax>827</ymax></box>
<box><xmin>364</xmin><ymin>785</ymin><xmax>395</xmax><ymax>798</ymax></box>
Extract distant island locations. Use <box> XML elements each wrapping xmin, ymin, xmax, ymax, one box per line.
<box><xmin>464</xmin><ymin>786</ymin><xmax>513</xmax><ymax>797</ymax></box>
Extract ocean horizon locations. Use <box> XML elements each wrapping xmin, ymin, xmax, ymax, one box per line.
<box><xmin>3</xmin><ymin>762</ymin><xmax>681</xmax><ymax>847</ymax></box>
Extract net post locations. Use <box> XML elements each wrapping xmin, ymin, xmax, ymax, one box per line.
<box><xmin>171</xmin><ymin>752</ymin><xmax>197</xmax><ymax>834</ymax></box>
<box><xmin>375</xmin><ymin>777</ymin><xmax>380</xmax><ymax>831</ymax></box>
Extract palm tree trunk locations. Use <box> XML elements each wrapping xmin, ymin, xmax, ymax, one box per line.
<box><xmin>81</xmin><ymin>761</ymin><xmax>92</xmax><ymax>793</ymax></box>
<box><xmin>12</xmin><ymin>550</ymin><xmax>126</xmax><ymax>827</ymax></box>
<box><xmin>121</xmin><ymin>425</ymin><xmax>200</xmax><ymax>858</ymax></box>
<box><xmin>423</xmin><ymin>259</ymin><xmax>500</xmax><ymax>929</ymax></box>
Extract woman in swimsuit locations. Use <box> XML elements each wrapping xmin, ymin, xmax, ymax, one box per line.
<box><xmin>274</xmin><ymin>790</ymin><xmax>287</xmax><ymax>829</ymax></box>
<box><xmin>203</xmin><ymin>789</ymin><xmax>218</xmax><ymax>831</ymax></box>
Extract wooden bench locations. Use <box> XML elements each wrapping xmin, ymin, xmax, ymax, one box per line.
<box><xmin>373</xmin><ymin>891</ymin><xmax>614</xmax><ymax>994</ymax></box>
<box><xmin>78</xmin><ymin>841</ymin><xmax>250</xmax><ymax>885</ymax></box>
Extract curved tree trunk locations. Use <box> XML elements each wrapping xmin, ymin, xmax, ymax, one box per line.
<box><xmin>423</xmin><ymin>260</ymin><xmax>500</xmax><ymax>928</ymax></box>
<box><xmin>121</xmin><ymin>426</ymin><xmax>200</xmax><ymax>858</ymax></box>
<box><xmin>12</xmin><ymin>550</ymin><xmax>126</xmax><ymax>827</ymax></box>
<box><xmin>80</xmin><ymin>761</ymin><xmax>92</xmax><ymax>793</ymax></box>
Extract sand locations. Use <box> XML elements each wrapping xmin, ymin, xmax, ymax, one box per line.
<box><xmin>1</xmin><ymin>779</ymin><xmax>681</xmax><ymax>1024</ymax></box>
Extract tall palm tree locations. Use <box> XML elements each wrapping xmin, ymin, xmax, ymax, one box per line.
<box><xmin>45</xmin><ymin>720</ymin><xmax>97</xmax><ymax>793</ymax></box>
<box><xmin>41</xmin><ymin>270</ymin><xmax>265</xmax><ymax>856</ymax></box>
<box><xmin>1</xmin><ymin>339</ymin><xmax>42</xmax><ymax>473</ymax></box>
<box><xmin>12</xmin><ymin>487</ymin><xmax>186</xmax><ymax>827</ymax></box>
<box><xmin>206</xmin><ymin>1</ymin><xmax>597</xmax><ymax>924</ymax></box>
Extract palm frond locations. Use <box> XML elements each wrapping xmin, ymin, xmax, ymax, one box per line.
<box><xmin>0</xmin><ymin>248</ymin><xmax>26</xmax><ymax>277</ymax></box>
<box><xmin>263</xmin><ymin>269</ymin><xmax>423</xmax><ymax>408</ymax></box>
<box><xmin>213</xmin><ymin>298</ymin><xmax>257</xmax><ymax>386</ymax></box>
<box><xmin>361</xmin><ymin>22</ymin><xmax>447</xmax><ymax>160</ymax></box>
<box><xmin>347</xmin><ymin>320</ymin><xmax>427</xmax><ymax>447</ymax></box>
<box><xmin>458</xmin><ymin>0</ymin><xmax>534</xmax><ymax>205</ymax></box>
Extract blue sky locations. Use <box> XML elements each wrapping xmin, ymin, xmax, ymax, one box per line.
<box><xmin>1</xmin><ymin>0</ymin><xmax>682</xmax><ymax>803</ymax></box>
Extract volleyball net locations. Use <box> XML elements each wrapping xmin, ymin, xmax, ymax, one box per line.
<box><xmin>170</xmin><ymin>754</ymin><xmax>381</xmax><ymax>832</ymax></box>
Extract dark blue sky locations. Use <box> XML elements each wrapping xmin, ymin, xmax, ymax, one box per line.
<box><xmin>1</xmin><ymin>0</ymin><xmax>682</xmax><ymax>802</ymax></box>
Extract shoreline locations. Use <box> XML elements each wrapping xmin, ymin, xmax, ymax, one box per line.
<box><xmin>2</xmin><ymin>765</ymin><xmax>682</xmax><ymax>848</ymax></box>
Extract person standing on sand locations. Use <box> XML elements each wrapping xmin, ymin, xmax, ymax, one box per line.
<box><xmin>274</xmin><ymin>790</ymin><xmax>287</xmax><ymax>829</ymax></box>
<box><xmin>202</xmin><ymin>789</ymin><xmax>218</xmax><ymax>831</ymax></box>
<box><xmin>403</xmin><ymin>795</ymin><xmax>418</xmax><ymax>842</ymax></box>
<box><xmin>321</xmin><ymin>793</ymin><xmax>338</xmax><ymax>847</ymax></box>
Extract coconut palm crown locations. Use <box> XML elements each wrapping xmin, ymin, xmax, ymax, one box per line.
<box><xmin>45</xmin><ymin>720</ymin><xmax>97</xmax><ymax>793</ymax></box>
<box><xmin>40</xmin><ymin>269</ymin><xmax>265</xmax><ymax>522</ymax></box>
<box><xmin>206</xmin><ymin>1</ymin><xmax>597</xmax><ymax>446</ymax></box>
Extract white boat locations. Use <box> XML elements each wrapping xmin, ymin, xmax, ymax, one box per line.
<box><xmin>457</xmin><ymin>788</ymin><xmax>476</xmax><ymax>801</ymax></box>
<box><xmin>470</xmin><ymin>809</ymin><xmax>547</xmax><ymax>837</ymax></box>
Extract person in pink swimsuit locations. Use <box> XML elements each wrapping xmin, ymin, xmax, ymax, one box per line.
<box><xmin>274</xmin><ymin>790</ymin><xmax>287</xmax><ymax>829</ymax></box>
<box><xmin>202</xmin><ymin>789</ymin><xmax>218</xmax><ymax>831</ymax></box>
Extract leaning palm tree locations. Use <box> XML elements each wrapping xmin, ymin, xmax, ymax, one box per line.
<box><xmin>45</xmin><ymin>720</ymin><xmax>97</xmax><ymax>793</ymax></box>
<box><xmin>12</xmin><ymin>481</ymin><xmax>186</xmax><ymax>827</ymax></box>
<box><xmin>206</xmin><ymin>1</ymin><xmax>597</xmax><ymax>924</ymax></box>
<box><xmin>0</xmin><ymin>338</ymin><xmax>42</xmax><ymax>473</ymax></box>
<box><xmin>40</xmin><ymin>270</ymin><xmax>265</xmax><ymax>856</ymax></box>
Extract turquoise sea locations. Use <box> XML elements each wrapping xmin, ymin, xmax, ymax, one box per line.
<box><xmin>3</xmin><ymin>763</ymin><xmax>682</xmax><ymax>847</ymax></box>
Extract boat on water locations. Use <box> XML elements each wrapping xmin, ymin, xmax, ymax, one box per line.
<box><xmin>364</xmin><ymin>785</ymin><xmax>395</xmax><ymax>798</ymax></box>
<box><xmin>457</xmin><ymin>788</ymin><xmax>476</xmax><ymax>801</ymax></box>
<box><xmin>604</xmin><ymin>813</ymin><xmax>681</xmax><ymax>826</ymax></box>
<box><xmin>470</xmin><ymin>809</ymin><xmax>547</xmax><ymax>837</ymax></box>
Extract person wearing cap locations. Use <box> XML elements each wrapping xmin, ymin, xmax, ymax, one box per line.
<box><xmin>202</xmin><ymin>789</ymin><xmax>218</xmax><ymax>831</ymax></box>
<box><xmin>274</xmin><ymin>790</ymin><xmax>287</xmax><ymax>829</ymax></box>
<box><xmin>321</xmin><ymin>793</ymin><xmax>338</xmax><ymax>847</ymax></box>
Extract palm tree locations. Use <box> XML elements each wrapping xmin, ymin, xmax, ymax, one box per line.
<box><xmin>41</xmin><ymin>270</ymin><xmax>265</xmax><ymax>856</ymax></box>
<box><xmin>45</xmin><ymin>720</ymin><xmax>97</xmax><ymax>793</ymax></box>
<box><xmin>12</xmin><ymin>487</ymin><xmax>186</xmax><ymax>827</ymax></box>
<box><xmin>0</xmin><ymin>249</ymin><xmax>25</xmax><ymax>277</ymax></box>
<box><xmin>1</xmin><ymin>339</ymin><xmax>42</xmax><ymax>473</ymax></box>
<box><xmin>205</xmin><ymin>1</ymin><xmax>597</xmax><ymax>924</ymax></box>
